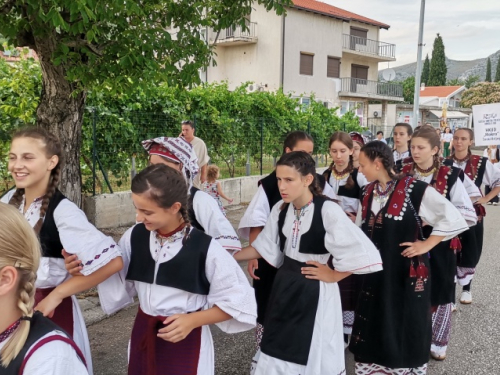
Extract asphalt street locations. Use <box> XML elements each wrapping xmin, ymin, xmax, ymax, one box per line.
<box><xmin>89</xmin><ymin>203</ymin><xmax>500</xmax><ymax>375</ymax></box>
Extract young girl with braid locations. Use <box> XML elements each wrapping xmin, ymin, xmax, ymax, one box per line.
<box><xmin>2</xmin><ymin>128</ymin><xmax>124</xmax><ymax>374</ymax></box>
<box><xmin>95</xmin><ymin>164</ymin><xmax>256</xmax><ymax>375</ymax></box>
<box><xmin>235</xmin><ymin>151</ymin><xmax>381</xmax><ymax>375</ymax></box>
<box><xmin>348</xmin><ymin>141</ymin><xmax>467</xmax><ymax>375</ymax></box>
<box><xmin>399</xmin><ymin>125</ymin><xmax>479</xmax><ymax>361</ymax></box>
<box><xmin>0</xmin><ymin>203</ymin><xmax>88</xmax><ymax>374</ymax></box>
<box><xmin>448</xmin><ymin>128</ymin><xmax>500</xmax><ymax>304</ymax></box>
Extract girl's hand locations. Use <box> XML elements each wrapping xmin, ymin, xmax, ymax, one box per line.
<box><xmin>301</xmin><ymin>261</ymin><xmax>338</xmax><ymax>282</ymax></box>
<box><xmin>228</xmin><ymin>198</ymin><xmax>234</xmax><ymax>204</ymax></box>
<box><xmin>400</xmin><ymin>240</ymin><xmax>431</xmax><ymax>257</ymax></box>
<box><xmin>62</xmin><ymin>249</ymin><xmax>83</xmax><ymax>276</ymax></box>
<box><xmin>158</xmin><ymin>314</ymin><xmax>196</xmax><ymax>343</ymax></box>
<box><xmin>35</xmin><ymin>294</ymin><xmax>63</xmax><ymax>318</ymax></box>
<box><xmin>346</xmin><ymin>212</ymin><xmax>356</xmax><ymax>223</ymax></box>
<box><xmin>475</xmin><ymin>197</ymin><xmax>489</xmax><ymax>206</ymax></box>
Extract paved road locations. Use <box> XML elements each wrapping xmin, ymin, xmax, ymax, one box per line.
<box><xmin>89</xmin><ymin>204</ymin><xmax>500</xmax><ymax>375</ymax></box>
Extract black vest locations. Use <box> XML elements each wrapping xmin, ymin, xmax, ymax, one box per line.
<box><xmin>188</xmin><ymin>186</ymin><xmax>204</xmax><ymax>231</ymax></box>
<box><xmin>323</xmin><ymin>168</ymin><xmax>362</xmax><ymax>199</ymax></box>
<box><xmin>125</xmin><ymin>224</ymin><xmax>211</xmax><ymax>295</ymax></box>
<box><xmin>1</xmin><ymin>312</ymin><xmax>83</xmax><ymax>374</ymax></box>
<box><xmin>473</xmin><ymin>157</ymin><xmax>488</xmax><ymax>188</ymax></box>
<box><xmin>277</xmin><ymin>196</ymin><xmax>328</xmax><ymax>255</ymax></box>
<box><xmin>259</xmin><ymin>171</ymin><xmax>327</xmax><ymax>209</ymax></box>
<box><xmin>39</xmin><ymin>190</ymin><xmax>66</xmax><ymax>259</ymax></box>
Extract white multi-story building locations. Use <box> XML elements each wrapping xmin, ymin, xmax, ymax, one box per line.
<box><xmin>204</xmin><ymin>0</ymin><xmax>403</xmax><ymax>126</ymax></box>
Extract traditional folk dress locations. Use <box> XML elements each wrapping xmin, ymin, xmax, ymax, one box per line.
<box><xmin>349</xmin><ymin>177</ymin><xmax>467</xmax><ymax>375</ymax></box>
<box><xmin>483</xmin><ymin>147</ymin><xmax>500</xmax><ymax>203</ymax></box>
<box><xmin>99</xmin><ymin>224</ymin><xmax>256</xmax><ymax>375</ymax></box>
<box><xmin>400</xmin><ymin>161</ymin><xmax>478</xmax><ymax>358</ymax></box>
<box><xmin>1</xmin><ymin>190</ymin><xmax>122</xmax><ymax>375</ymax></box>
<box><xmin>238</xmin><ymin>170</ymin><xmax>336</xmax><ymax>347</ymax></box>
<box><xmin>393</xmin><ymin>149</ymin><xmax>410</xmax><ymax>163</ymax></box>
<box><xmin>201</xmin><ymin>180</ymin><xmax>226</xmax><ymax>216</ymax></box>
<box><xmin>323</xmin><ymin>167</ymin><xmax>368</xmax><ymax>334</ymax></box>
<box><xmin>0</xmin><ymin>312</ymin><xmax>88</xmax><ymax>375</ymax></box>
<box><xmin>449</xmin><ymin>154</ymin><xmax>500</xmax><ymax>285</ymax></box>
<box><xmin>250</xmin><ymin>197</ymin><xmax>382</xmax><ymax>375</ymax></box>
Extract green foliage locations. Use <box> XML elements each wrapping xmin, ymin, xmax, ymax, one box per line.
<box><xmin>428</xmin><ymin>34</ymin><xmax>447</xmax><ymax>86</ymax></box>
<box><xmin>421</xmin><ymin>54</ymin><xmax>430</xmax><ymax>86</ymax></box>
<box><xmin>401</xmin><ymin>76</ymin><xmax>415</xmax><ymax>104</ymax></box>
<box><xmin>496</xmin><ymin>59</ymin><xmax>500</xmax><ymax>82</ymax></box>
<box><xmin>461</xmin><ymin>82</ymin><xmax>500</xmax><ymax>108</ymax></box>
<box><xmin>0</xmin><ymin>0</ymin><xmax>291</xmax><ymax>92</ymax></box>
<box><xmin>464</xmin><ymin>75</ymin><xmax>480</xmax><ymax>89</ymax></box>
<box><xmin>485</xmin><ymin>58</ymin><xmax>492</xmax><ymax>82</ymax></box>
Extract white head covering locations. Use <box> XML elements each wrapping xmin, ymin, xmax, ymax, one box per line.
<box><xmin>141</xmin><ymin>137</ymin><xmax>199</xmax><ymax>190</ymax></box>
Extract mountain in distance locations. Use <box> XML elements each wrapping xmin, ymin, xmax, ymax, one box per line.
<box><xmin>379</xmin><ymin>49</ymin><xmax>500</xmax><ymax>82</ymax></box>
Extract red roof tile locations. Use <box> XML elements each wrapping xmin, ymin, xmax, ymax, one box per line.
<box><xmin>420</xmin><ymin>86</ymin><xmax>463</xmax><ymax>98</ymax></box>
<box><xmin>292</xmin><ymin>0</ymin><xmax>390</xmax><ymax>29</ymax></box>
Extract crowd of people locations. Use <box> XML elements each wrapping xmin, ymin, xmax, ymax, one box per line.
<box><xmin>0</xmin><ymin>121</ymin><xmax>498</xmax><ymax>375</ymax></box>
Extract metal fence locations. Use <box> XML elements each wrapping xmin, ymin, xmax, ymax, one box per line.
<box><xmin>84</xmin><ymin>110</ymin><xmax>354</xmax><ymax>195</ymax></box>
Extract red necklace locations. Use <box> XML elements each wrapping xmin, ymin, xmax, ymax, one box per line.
<box><xmin>331</xmin><ymin>164</ymin><xmax>352</xmax><ymax>180</ymax></box>
<box><xmin>0</xmin><ymin>319</ymin><xmax>21</xmax><ymax>344</ymax></box>
<box><xmin>453</xmin><ymin>152</ymin><xmax>470</xmax><ymax>164</ymax></box>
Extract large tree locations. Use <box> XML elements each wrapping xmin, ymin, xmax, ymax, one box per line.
<box><xmin>485</xmin><ymin>57</ymin><xmax>492</xmax><ymax>82</ymax></box>
<box><xmin>421</xmin><ymin>54</ymin><xmax>430</xmax><ymax>86</ymax></box>
<box><xmin>494</xmin><ymin>58</ymin><xmax>500</xmax><ymax>82</ymax></box>
<box><xmin>0</xmin><ymin>0</ymin><xmax>288</xmax><ymax>204</ymax></box>
<box><xmin>428</xmin><ymin>33</ymin><xmax>447</xmax><ymax>86</ymax></box>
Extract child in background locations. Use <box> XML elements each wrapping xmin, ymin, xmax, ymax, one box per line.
<box><xmin>202</xmin><ymin>165</ymin><xmax>233</xmax><ymax>216</ymax></box>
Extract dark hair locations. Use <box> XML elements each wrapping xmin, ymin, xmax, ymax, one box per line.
<box><xmin>282</xmin><ymin>131</ymin><xmax>314</xmax><ymax>154</ymax></box>
<box><xmin>412</xmin><ymin>125</ymin><xmax>441</xmax><ymax>151</ymax></box>
<box><xmin>8</xmin><ymin>127</ymin><xmax>63</xmax><ymax>234</ymax></box>
<box><xmin>361</xmin><ymin>141</ymin><xmax>401</xmax><ymax>180</ymax></box>
<box><xmin>181</xmin><ymin>120</ymin><xmax>194</xmax><ymax>129</ymax></box>
<box><xmin>132</xmin><ymin>164</ymin><xmax>191</xmax><ymax>239</ymax></box>
<box><xmin>328</xmin><ymin>131</ymin><xmax>355</xmax><ymax>189</ymax></box>
<box><xmin>393</xmin><ymin>123</ymin><xmax>413</xmax><ymax>137</ymax></box>
<box><xmin>276</xmin><ymin>151</ymin><xmax>323</xmax><ymax>197</ymax></box>
<box><xmin>377</xmin><ymin>131</ymin><xmax>384</xmax><ymax>136</ymax></box>
<box><xmin>452</xmin><ymin>128</ymin><xmax>474</xmax><ymax>157</ymax></box>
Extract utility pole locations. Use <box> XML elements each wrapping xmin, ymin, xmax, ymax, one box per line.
<box><xmin>412</xmin><ymin>0</ymin><xmax>426</xmax><ymax>128</ymax></box>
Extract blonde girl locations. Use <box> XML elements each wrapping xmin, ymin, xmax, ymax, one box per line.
<box><xmin>0</xmin><ymin>203</ymin><xmax>87</xmax><ymax>374</ymax></box>
<box><xmin>202</xmin><ymin>165</ymin><xmax>233</xmax><ymax>216</ymax></box>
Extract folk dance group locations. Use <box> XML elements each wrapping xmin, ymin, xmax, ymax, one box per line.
<box><xmin>0</xmin><ymin>124</ymin><xmax>497</xmax><ymax>375</ymax></box>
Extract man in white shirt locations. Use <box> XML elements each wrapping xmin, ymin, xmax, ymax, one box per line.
<box><xmin>376</xmin><ymin>131</ymin><xmax>387</xmax><ymax>144</ymax></box>
<box><xmin>181</xmin><ymin>120</ymin><xmax>210</xmax><ymax>188</ymax></box>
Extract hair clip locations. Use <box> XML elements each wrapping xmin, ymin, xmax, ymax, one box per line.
<box><xmin>14</xmin><ymin>260</ymin><xmax>23</xmax><ymax>268</ymax></box>
<box><xmin>20</xmin><ymin>316</ymin><xmax>32</xmax><ymax>321</ymax></box>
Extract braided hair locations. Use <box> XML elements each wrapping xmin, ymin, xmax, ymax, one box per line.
<box><xmin>0</xmin><ymin>203</ymin><xmax>41</xmax><ymax>366</ymax></box>
<box><xmin>361</xmin><ymin>141</ymin><xmax>402</xmax><ymax>181</ymax></box>
<box><xmin>8</xmin><ymin>128</ymin><xmax>62</xmax><ymax>234</ymax></box>
<box><xmin>131</xmin><ymin>164</ymin><xmax>191</xmax><ymax>243</ymax></box>
<box><xmin>328</xmin><ymin>131</ymin><xmax>355</xmax><ymax>189</ymax></box>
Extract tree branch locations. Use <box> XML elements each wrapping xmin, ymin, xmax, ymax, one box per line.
<box><xmin>65</xmin><ymin>39</ymin><xmax>104</xmax><ymax>57</ymax></box>
<box><xmin>0</xmin><ymin>0</ymin><xmax>16</xmax><ymax>15</ymax></box>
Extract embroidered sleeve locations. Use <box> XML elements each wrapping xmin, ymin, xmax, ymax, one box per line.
<box><xmin>483</xmin><ymin>160</ymin><xmax>500</xmax><ymax>188</ymax></box>
<box><xmin>54</xmin><ymin>200</ymin><xmax>121</xmax><ymax>276</ymax></box>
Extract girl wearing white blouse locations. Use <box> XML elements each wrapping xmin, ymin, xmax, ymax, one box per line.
<box><xmin>234</xmin><ymin>151</ymin><xmax>382</xmax><ymax>375</ymax></box>
<box><xmin>2</xmin><ymin>128</ymin><xmax>124</xmax><ymax>374</ymax></box>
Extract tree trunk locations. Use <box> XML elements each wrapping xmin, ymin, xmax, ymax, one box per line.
<box><xmin>34</xmin><ymin>35</ymin><xmax>86</xmax><ymax>206</ymax></box>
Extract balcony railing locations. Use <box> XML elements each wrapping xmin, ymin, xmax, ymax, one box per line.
<box><xmin>216</xmin><ymin>22</ymin><xmax>257</xmax><ymax>44</ymax></box>
<box><xmin>342</xmin><ymin>34</ymin><xmax>395</xmax><ymax>59</ymax></box>
<box><xmin>339</xmin><ymin>77</ymin><xmax>403</xmax><ymax>99</ymax></box>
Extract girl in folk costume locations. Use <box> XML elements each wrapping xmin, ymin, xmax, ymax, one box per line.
<box><xmin>0</xmin><ymin>203</ymin><xmax>87</xmax><ymax>375</ymax></box>
<box><xmin>483</xmin><ymin>144</ymin><xmax>500</xmax><ymax>205</ymax></box>
<box><xmin>323</xmin><ymin>131</ymin><xmax>368</xmax><ymax>338</ymax></box>
<box><xmin>141</xmin><ymin>137</ymin><xmax>241</xmax><ymax>254</ymax></box>
<box><xmin>101</xmin><ymin>164</ymin><xmax>256</xmax><ymax>375</ymax></box>
<box><xmin>393</xmin><ymin>122</ymin><xmax>413</xmax><ymax>163</ymax></box>
<box><xmin>399</xmin><ymin>125</ymin><xmax>479</xmax><ymax>361</ymax></box>
<box><xmin>237</xmin><ymin>131</ymin><xmax>337</xmax><ymax>352</ymax></box>
<box><xmin>2</xmin><ymin>128</ymin><xmax>123</xmax><ymax>374</ymax></box>
<box><xmin>349</xmin><ymin>141</ymin><xmax>467</xmax><ymax>375</ymax></box>
<box><xmin>234</xmin><ymin>151</ymin><xmax>382</xmax><ymax>375</ymax></box>
<box><xmin>350</xmin><ymin>131</ymin><xmax>369</xmax><ymax>169</ymax></box>
<box><xmin>449</xmin><ymin>128</ymin><xmax>500</xmax><ymax>304</ymax></box>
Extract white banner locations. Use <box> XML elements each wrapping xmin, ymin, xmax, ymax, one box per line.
<box><xmin>472</xmin><ymin>103</ymin><xmax>500</xmax><ymax>146</ymax></box>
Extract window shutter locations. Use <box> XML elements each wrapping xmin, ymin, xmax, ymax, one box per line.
<box><xmin>300</xmin><ymin>53</ymin><xmax>314</xmax><ymax>76</ymax></box>
<box><xmin>327</xmin><ymin>57</ymin><xmax>340</xmax><ymax>78</ymax></box>
<box><xmin>350</xmin><ymin>27</ymin><xmax>368</xmax><ymax>39</ymax></box>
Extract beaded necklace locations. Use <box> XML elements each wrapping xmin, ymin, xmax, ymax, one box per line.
<box><xmin>331</xmin><ymin>164</ymin><xmax>352</xmax><ymax>180</ymax></box>
<box><xmin>291</xmin><ymin>199</ymin><xmax>313</xmax><ymax>249</ymax></box>
<box><xmin>414</xmin><ymin>163</ymin><xmax>436</xmax><ymax>178</ymax></box>
<box><xmin>453</xmin><ymin>151</ymin><xmax>470</xmax><ymax>165</ymax></box>
<box><xmin>373</xmin><ymin>180</ymin><xmax>397</xmax><ymax>205</ymax></box>
<box><xmin>0</xmin><ymin>319</ymin><xmax>20</xmax><ymax>344</ymax></box>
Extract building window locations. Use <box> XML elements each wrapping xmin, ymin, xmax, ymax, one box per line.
<box><xmin>350</xmin><ymin>27</ymin><xmax>368</xmax><ymax>46</ymax></box>
<box><xmin>300</xmin><ymin>53</ymin><xmax>314</xmax><ymax>76</ymax></box>
<box><xmin>327</xmin><ymin>57</ymin><xmax>340</xmax><ymax>78</ymax></box>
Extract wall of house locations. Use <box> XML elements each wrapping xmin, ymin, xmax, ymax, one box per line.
<box><xmin>282</xmin><ymin>8</ymin><xmax>344</xmax><ymax>104</ymax></box>
<box><xmin>206</xmin><ymin>4</ymin><xmax>282</xmax><ymax>91</ymax></box>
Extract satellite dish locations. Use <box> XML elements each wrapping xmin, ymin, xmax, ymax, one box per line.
<box><xmin>382</xmin><ymin>68</ymin><xmax>396</xmax><ymax>82</ymax></box>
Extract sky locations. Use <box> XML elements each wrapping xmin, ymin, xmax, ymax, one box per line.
<box><xmin>326</xmin><ymin>0</ymin><xmax>500</xmax><ymax>67</ymax></box>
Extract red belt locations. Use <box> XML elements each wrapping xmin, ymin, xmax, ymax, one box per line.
<box><xmin>128</xmin><ymin>307</ymin><xmax>202</xmax><ymax>375</ymax></box>
<box><xmin>35</xmin><ymin>287</ymin><xmax>74</xmax><ymax>337</ymax></box>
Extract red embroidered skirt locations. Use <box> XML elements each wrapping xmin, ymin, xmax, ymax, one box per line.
<box><xmin>128</xmin><ymin>307</ymin><xmax>202</xmax><ymax>375</ymax></box>
<box><xmin>35</xmin><ymin>287</ymin><xmax>74</xmax><ymax>337</ymax></box>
